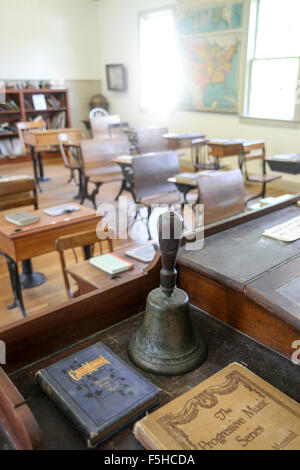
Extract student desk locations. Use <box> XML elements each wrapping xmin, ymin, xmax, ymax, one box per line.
<box><xmin>266</xmin><ymin>154</ymin><xmax>300</xmax><ymax>175</ymax></box>
<box><xmin>0</xmin><ymin>204</ymin><xmax>101</xmax><ymax>317</ymax></box>
<box><xmin>67</xmin><ymin>247</ymin><xmax>150</xmax><ymax>296</ymax></box>
<box><xmin>168</xmin><ymin>170</ymin><xmax>219</xmax><ymax>203</ymax></box>
<box><xmin>0</xmin><ymin>196</ymin><xmax>299</xmax><ymax>449</ymax></box>
<box><xmin>208</xmin><ymin>139</ymin><xmax>264</xmax><ymax>169</ymax></box>
<box><xmin>162</xmin><ymin>132</ymin><xmax>206</xmax><ymax>150</ymax></box>
<box><xmin>23</xmin><ymin>128</ymin><xmax>81</xmax><ymax>189</ymax></box>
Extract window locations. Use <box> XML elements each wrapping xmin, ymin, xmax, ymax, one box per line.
<box><xmin>246</xmin><ymin>0</ymin><xmax>300</xmax><ymax>121</ymax></box>
<box><xmin>139</xmin><ymin>8</ymin><xmax>178</xmax><ymax>113</ymax></box>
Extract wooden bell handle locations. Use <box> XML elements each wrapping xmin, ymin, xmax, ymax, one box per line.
<box><xmin>158</xmin><ymin>211</ymin><xmax>183</xmax><ymax>295</ymax></box>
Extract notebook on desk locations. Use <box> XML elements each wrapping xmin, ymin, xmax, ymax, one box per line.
<box><xmin>44</xmin><ymin>204</ymin><xmax>81</xmax><ymax>217</ymax></box>
<box><xmin>90</xmin><ymin>253</ymin><xmax>134</xmax><ymax>275</ymax></box>
<box><xmin>125</xmin><ymin>243</ymin><xmax>158</xmax><ymax>263</ymax></box>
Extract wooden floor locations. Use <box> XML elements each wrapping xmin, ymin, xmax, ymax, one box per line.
<box><xmin>0</xmin><ymin>157</ymin><xmax>288</xmax><ymax>328</ymax></box>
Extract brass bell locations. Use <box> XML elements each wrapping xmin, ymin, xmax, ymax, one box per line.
<box><xmin>128</xmin><ymin>211</ymin><xmax>207</xmax><ymax>376</ymax></box>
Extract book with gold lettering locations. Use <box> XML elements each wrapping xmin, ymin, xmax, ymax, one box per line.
<box><xmin>134</xmin><ymin>363</ymin><xmax>300</xmax><ymax>450</ymax></box>
<box><xmin>36</xmin><ymin>342</ymin><xmax>159</xmax><ymax>448</ymax></box>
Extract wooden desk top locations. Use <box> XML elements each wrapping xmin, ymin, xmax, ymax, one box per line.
<box><xmin>169</xmin><ymin>170</ymin><xmax>220</xmax><ymax>188</ymax></box>
<box><xmin>246</xmin><ymin>255</ymin><xmax>300</xmax><ymax>329</ymax></box>
<box><xmin>24</xmin><ymin>128</ymin><xmax>81</xmax><ymax>147</ymax></box>
<box><xmin>163</xmin><ymin>133</ymin><xmax>207</xmax><ymax>150</ymax></box>
<box><xmin>208</xmin><ymin>139</ymin><xmax>264</xmax><ymax>157</ymax></box>
<box><xmin>67</xmin><ymin>249</ymin><xmax>150</xmax><ymax>294</ymax></box>
<box><xmin>0</xmin><ymin>175</ymin><xmax>34</xmax><ymax>184</ymax></box>
<box><xmin>179</xmin><ymin>204</ymin><xmax>300</xmax><ymax>292</ymax></box>
<box><xmin>111</xmin><ymin>155</ymin><xmax>133</xmax><ymax>166</ymax></box>
<box><xmin>0</xmin><ymin>204</ymin><xmax>101</xmax><ymax>261</ymax></box>
<box><xmin>266</xmin><ymin>154</ymin><xmax>300</xmax><ymax>175</ymax></box>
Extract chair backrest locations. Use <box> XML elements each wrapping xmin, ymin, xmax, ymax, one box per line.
<box><xmin>90</xmin><ymin>115</ymin><xmax>122</xmax><ymax>138</ymax></box>
<box><xmin>0</xmin><ymin>176</ymin><xmax>38</xmax><ymax>211</ymax></box>
<box><xmin>17</xmin><ymin>120</ymin><xmax>46</xmax><ymax>152</ymax></box>
<box><xmin>89</xmin><ymin>107</ymin><xmax>109</xmax><ymax>119</ymax></box>
<box><xmin>197</xmin><ymin>169</ymin><xmax>246</xmax><ymax>226</ymax></box>
<box><xmin>132</xmin><ymin>151</ymin><xmax>179</xmax><ymax>200</ymax></box>
<box><xmin>58</xmin><ymin>131</ymin><xmax>84</xmax><ymax>168</ymax></box>
<box><xmin>80</xmin><ymin>137</ymin><xmax>130</xmax><ymax>173</ymax></box>
<box><xmin>135</xmin><ymin>127</ymin><xmax>169</xmax><ymax>154</ymax></box>
<box><xmin>243</xmin><ymin>140</ymin><xmax>266</xmax><ymax>161</ymax></box>
<box><xmin>56</xmin><ymin>230</ymin><xmax>113</xmax><ymax>300</ymax></box>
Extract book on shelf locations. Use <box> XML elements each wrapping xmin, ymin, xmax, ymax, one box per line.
<box><xmin>134</xmin><ymin>363</ymin><xmax>300</xmax><ymax>450</ymax></box>
<box><xmin>50</xmin><ymin>111</ymin><xmax>66</xmax><ymax>129</ymax></box>
<box><xmin>32</xmin><ymin>94</ymin><xmax>47</xmax><ymax>111</ymax></box>
<box><xmin>46</xmin><ymin>95</ymin><xmax>61</xmax><ymax>109</ymax></box>
<box><xmin>125</xmin><ymin>243</ymin><xmax>158</xmax><ymax>263</ymax></box>
<box><xmin>43</xmin><ymin>204</ymin><xmax>81</xmax><ymax>217</ymax></box>
<box><xmin>5</xmin><ymin>211</ymin><xmax>40</xmax><ymax>226</ymax></box>
<box><xmin>0</xmin><ymin>100</ymin><xmax>20</xmax><ymax>111</ymax></box>
<box><xmin>24</xmin><ymin>98</ymin><xmax>33</xmax><ymax>110</ymax></box>
<box><xmin>90</xmin><ymin>253</ymin><xmax>134</xmax><ymax>275</ymax></box>
<box><xmin>36</xmin><ymin>342</ymin><xmax>160</xmax><ymax>448</ymax></box>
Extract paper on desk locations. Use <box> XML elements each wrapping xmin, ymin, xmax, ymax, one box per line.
<box><xmin>263</xmin><ymin>214</ymin><xmax>300</xmax><ymax>242</ymax></box>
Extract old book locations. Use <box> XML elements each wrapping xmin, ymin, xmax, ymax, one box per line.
<box><xmin>36</xmin><ymin>342</ymin><xmax>159</xmax><ymax>448</ymax></box>
<box><xmin>90</xmin><ymin>253</ymin><xmax>134</xmax><ymax>275</ymax></box>
<box><xmin>5</xmin><ymin>211</ymin><xmax>40</xmax><ymax>226</ymax></box>
<box><xmin>134</xmin><ymin>363</ymin><xmax>300</xmax><ymax>450</ymax></box>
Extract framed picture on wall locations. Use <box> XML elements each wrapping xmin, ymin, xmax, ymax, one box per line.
<box><xmin>106</xmin><ymin>64</ymin><xmax>127</xmax><ymax>91</ymax></box>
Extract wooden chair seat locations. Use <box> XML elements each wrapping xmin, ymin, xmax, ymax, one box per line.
<box><xmin>140</xmin><ymin>191</ymin><xmax>181</xmax><ymax>207</ymax></box>
<box><xmin>247</xmin><ymin>174</ymin><xmax>281</xmax><ymax>183</ymax></box>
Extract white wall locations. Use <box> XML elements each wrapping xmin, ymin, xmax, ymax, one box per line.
<box><xmin>0</xmin><ymin>0</ymin><xmax>103</xmax><ymax>132</ymax></box>
<box><xmin>97</xmin><ymin>0</ymin><xmax>300</xmax><ymax>191</ymax></box>
<box><xmin>0</xmin><ymin>0</ymin><xmax>101</xmax><ymax>80</ymax></box>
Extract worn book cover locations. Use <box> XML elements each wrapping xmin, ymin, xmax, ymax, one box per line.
<box><xmin>134</xmin><ymin>363</ymin><xmax>300</xmax><ymax>450</ymax></box>
<box><xmin>36</xmin><ymin>342</ymin><xmax>159</xmax><ymax>448</ymax></box>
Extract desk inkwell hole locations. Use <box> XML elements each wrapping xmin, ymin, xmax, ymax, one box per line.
<box><xmin>128</xmin><ymin>210</ymin><xmax>207</xmax><ymax>376</ymax></box>
<box><xmin>110</xmin><ymin>275</ymin><xmax>122</xmax><ymax>281</ymax></box>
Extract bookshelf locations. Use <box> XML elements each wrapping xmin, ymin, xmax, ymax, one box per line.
<box><xmin>0</xmin><ymin>89</ymin><xmax>71</xmax><ymax>159</ymax></box>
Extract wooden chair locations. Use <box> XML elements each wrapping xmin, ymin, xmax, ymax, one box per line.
<box><xmin>56</xmin><ymin>230</ymin><xmax>113</xmax><ymax>300</ymax></box>
<box><xmin>80</xmin><ymin>137</ymin><xmax>130</xmax><ymax>209</ymax></box>
<box><xmin>197</xmin><ymin>169</ymin><xmax>246</xmax><ymax>226</ymax></box>
<box><xmin>90</xmin><ymin>115</ymin><xmax>128</xmax><ymax>139</ymax></box>
<box><xmin>135</xmin><ymin>127</ymin><xmax>169</xmax><ymax>154</ymax></box>
<box><xmin>132</xmin><ymin>151</ymin><xmax>181</xmax><ymax>236</ymax></box>
<box><xmin>0</xmin><ymin>175</ymin><xmax>38</xmax><ymax>211</ymax></box>
<box><xmin>242</xmin><ymin>141</ymin><xmax>281</xmax><ymax>203</ymax></box>
<box><xmin>58</xmin><ymin>130</ymin><xmax>84</xmax><ymax>185</ymax></box>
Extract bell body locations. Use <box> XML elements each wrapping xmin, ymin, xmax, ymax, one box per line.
<box><xmin>128</xmin><ymin>287</ymin><xmax>207</xmax><ymax>376</ymax></box>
